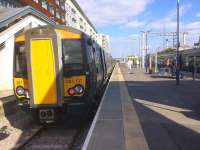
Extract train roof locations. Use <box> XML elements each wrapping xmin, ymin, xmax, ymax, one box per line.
<box><xmin>15</xmin><ymin>25</ymin><xmax>92</xmax><ymax>42</ymax></box>
<box><xmin>0</xmin><ymin>6</ymin><xmax>55</xmax><ymax>29</ymax></box>
<box><xmin>15</xmin><ymin>25</ymin><xmax>89</xmax><ymax>37</ymax></box>
<box><xmin>158</xmin><ymin>48</ymin><xmax>200</xmax><ymax>57</ymax></box>
<box><xmin>181</xmin><ymin>48</ymin><xmax>200</xmax><ymax>55</ymax></box>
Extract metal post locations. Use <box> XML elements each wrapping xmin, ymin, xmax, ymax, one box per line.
<box><xmin>176</xmin><ymin>0</ymin><xmax>180</xmax><ymax>85</ymax></box>
<box><xmin>140</xmin><ymin>31</ymin><xmax>145</xmax><ymax>69</ymax></box>
<box><xmin>139</xmin><ymin>37</ymin><xmax>141</xmax><ymax>70</ymax></box>
<box><xmin>145</xmin><ymin>32</ymin><xmax>148</xmax><ymax>72</ymax></box>
<box><xmin>155</xmin><ymin>52</ymin><xmax>158</xmax><ymax>72</ymax></box>
<box><xmin>142</xmin><ymin>33</ymin><xmax>145</xmax><ymax>69</ymax></box>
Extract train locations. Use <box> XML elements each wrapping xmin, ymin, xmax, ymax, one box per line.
<box><xmin>157</xmin><ymin>48</ymin><xmax>200</xmax><ymax>73</ymax></box>
<box><xmin>145</xmin><ymin>48</ymin><xmax>200</xmax><ymax>76</ymax></box>
<box><xmin>13</xmin><ymin>25</ymin><xmax>114</xmax><ymax>123</ymax></box>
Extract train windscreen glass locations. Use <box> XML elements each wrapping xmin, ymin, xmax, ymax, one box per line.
<box><xmin>15</xmin><ymin>43</ymin><xmax>27</xmax><ymax>76</ymax></box>
<box><xmin>62</xmin><ymin>40</ymin><xmax>83</xmax><ymax>71</ymax></box>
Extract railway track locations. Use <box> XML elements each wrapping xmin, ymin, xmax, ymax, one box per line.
<box><xmin>14</xmin><ymin>113</ymin><xmax>91</xmax><ymax>150</ymax></box>
<box><xmin>13</xmin><ymin>125</ymin><xmax>45</xmax><ymax>150</ymax></box>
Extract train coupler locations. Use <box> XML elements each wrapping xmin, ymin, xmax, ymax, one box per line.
<box><xmin>39</xmin><ymin>109</ymin><xmax>55</xmax><ymax>121</ymax></box>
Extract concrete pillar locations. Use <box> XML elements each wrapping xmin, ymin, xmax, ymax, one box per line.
<box><xmin>183</xmin><ymin>32</ymin><xmax>187</xmax><ymax>46</ymax></box>
<box><xmin>155</xmin><ymin>52</ymin><xmax>158</xmax><ymax>72</ymax></box>
<box><xmin>141</xmin><ymin>33</ymin><xmax>145</xmax><ymax>69</ymax></box>
<box><xmin>194</xmin><ymin>56</ymin><xmax>197</xmax><ymax>80</ymax></box>
<box><xmin>186</xmin><ymin>56</ymin><xmax>189</xmax><ymax>67</ymax></box>
<box><xmin>166</xmin><ymin>39</ymin><xmax>169</xmax><ymax>49</ymax></box>
<box><xmin>149</xmin><ymin>55</ymin><xmax>152</xmax><ymax>70</ymax></box>
<box><xmin>194</xmin><ymin>56</ymin><xmax>196</xmax><ymax>67</ymax></box>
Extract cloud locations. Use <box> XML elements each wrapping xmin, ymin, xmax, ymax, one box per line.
<box><xmin>124</xmin><ymin>20</ymin><xmax>146</xmax><ymax>28</ymax></box>
<box><xmin>76</xmin><ymin>0</ymin><xmax>153</xmax><ymax>26</ymax></box>
<box><xmin>183</xmin><ymin>21</ymin><xmax>200</xmax><ymax>31</ymax></box>
<box><xmin>129</xmin><ymin>34</ymin><xmax>140</xmax><ymax>38</ymax></box>
<box><xmin>196</xmin><ymin>12</ymin><xmax>200</xmax><ymax>17</ymax></box>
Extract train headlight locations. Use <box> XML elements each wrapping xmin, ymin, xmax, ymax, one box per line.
<box><xmin>16</xmin><ymin>86</ymin><xmax>25</xmax><ymax>96</ymax></box>
<box><xmin>74</xmin><ymin>85</ymin><xmax>84</xmax><ymax>94</ymax></box>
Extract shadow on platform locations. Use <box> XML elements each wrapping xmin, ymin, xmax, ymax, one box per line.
<box><xmin>119</xmin><ymin>64</ymin><xmax>200</xmax><ymax>150</ymax></box>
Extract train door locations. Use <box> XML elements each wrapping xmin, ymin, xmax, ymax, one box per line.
<box><xmin>26</xmin><ymin>28</ymin><xmax>63</xmax><ymax>108</ymax></box>
<box><xmin>85</xmin><ymin>38</ymin><xmax>97</xmax><ymax>96</ymax></box>
<box><xmin>91</xmin><ymin>46</ymin><xmax>97</xmax><ymax>90</ymax></box>
<box><xmin>30</xmin><ymin>39</ymin><xmax>57</xmax><ymax>105</ymax></box>
<box><xmin>95</xmin><ymin>47</ymin><xmax>104</xmax><ymax>88</ymax></box>
<box><xmin>100</xmin><ymin>49</ymin><xmax>107</xmax><ymax>80</ymax></box>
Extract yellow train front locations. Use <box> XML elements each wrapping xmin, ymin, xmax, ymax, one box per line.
<box><xmin>13</xmin><ymin>25</ymin><xmax>113</xmax><ymax>123</ymax></box>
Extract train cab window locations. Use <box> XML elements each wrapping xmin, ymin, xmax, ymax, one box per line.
<box><xmin>62</xmin><ymin>40</ymin><xmax>83</xmax><ymax>71</ymax></box>
<box><xmin>15</xmin><ymin>42</ymin><xmax>27</xmax><ymax>76</ymax></box>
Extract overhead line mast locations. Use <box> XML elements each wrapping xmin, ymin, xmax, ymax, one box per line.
<box><xmin>176</xmin><ymin>0</ymin><xmax>180</xmax><ymax>85</ymax></box>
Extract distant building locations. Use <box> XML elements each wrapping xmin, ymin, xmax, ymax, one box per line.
<box><xmin>0</xmin><ymin>0</ymin><xmax>66</xmax><ymax>24</ymax></box>
<box><xmin>97</xmin><ymin>34</ymin><xmax>111</xmax><ymax>54</ymax></box>
<box><xmin>65</xmin><ymin>0</ymin><xmax>97</xmax><ymax>39</ymax></box>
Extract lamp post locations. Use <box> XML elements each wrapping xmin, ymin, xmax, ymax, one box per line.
<box><xmin>176</xmin><ymin>0</ymin><xmax>180</xmax><ymax>85</ymax></box>
<box><xmin>139</xmin><ymin>37</ymin><xmax>142</xmax><ymax>70</ymax></box>
<box><xmin>145</xmin><ymin>33</ymin><xmax>148</xmax><ymax>72</ymax></box>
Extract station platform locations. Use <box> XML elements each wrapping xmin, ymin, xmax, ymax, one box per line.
<box><xmin>82</xmin><ymin>64</ymin><xmax>149</xmax><ymax>150</ymax></box>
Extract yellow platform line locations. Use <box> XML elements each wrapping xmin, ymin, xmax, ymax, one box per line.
<box><xmin>116</xmin><ymin>64</ymin><xmax>150</xmax><ymax>150</ymax></box>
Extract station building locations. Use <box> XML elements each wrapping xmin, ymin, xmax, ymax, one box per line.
<box><xmin>97</xmin><ymin>34</ymin><xmax>111</xmax><ymax>54</ymax></box>
<box><xmin>0</xmin><ymin>0</ymin><xmax>66</xmax><ymax>24</ymax></box>
<box><xmin>65</xmin><ymin>0</ymin><xmax>97</xmax><ymax>39</ymax></box>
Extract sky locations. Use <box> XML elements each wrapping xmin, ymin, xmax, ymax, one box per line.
<box><xmin>76</xmin><ymin>0</ymin><xmax>200</xmax><ymax>58</ymax></box>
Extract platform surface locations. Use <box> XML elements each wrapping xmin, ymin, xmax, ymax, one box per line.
<box><xmin>83</xmin><ymin>63</ymin><xmax>200</xmax><ymax>150</ymax></box>
<box><xmin>120</xmin><ymin>64</ymin><xmax>200</xmax><ymax>150</ymax></box>
<box><xmin>82</xmin><ymin>64</ymin><xmax>149</xmax><ymax>150</ymax></box>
